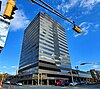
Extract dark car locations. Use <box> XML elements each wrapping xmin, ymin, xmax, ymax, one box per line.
<box><xmin>55</xmin><ymin>80</ymin><xmax>63</xmax><ymax>86</ymax></box>
<box><xmin>60</xmin><ymin>82</ymin><xmax>69</xmax><ymax>86</ymax></box>
<box><xmin>11</xmin><ymin>82</ymin><xmax>17</xmax><ymax>85</ymax></box>
<box><xmin>79</xmin><ymin>81</ymin><xmax>86</xmax><ymax>85</ymax></box>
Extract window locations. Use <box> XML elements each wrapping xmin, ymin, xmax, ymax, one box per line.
<box><xmin>43</xmin><ymin>51</ymin><xmax>52</xmax><ymax>56</ymax></box>
<box><xmin>40</xmin><ymin>46</ymin><xmax>54</xmax><ymax>52</ymax></box>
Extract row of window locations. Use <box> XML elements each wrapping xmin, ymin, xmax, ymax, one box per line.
<box><xmin>61</xmin><ymin>65</ymin><xmax>71</xmax><ymax>69</ymax></box>
<box><xmin>19</xmin><ymin>60</ymin><xmax>38</xmax><ymax>71</ymax></box>
<box><xmin>39</xmin><ymin>41</ymin><xmax>54</xmax><ymax>48</ymax></box>
<box><xmin>59</xmin><ymin>45</ymin><xmax>68</xmax><ymax>52</ymax></box>
<box><xmin>60</xmin><ymin>50</ymin><xmax>69</xmax><ymax>55</ymax></box>
<box><xmin>59</xmin><ymin>43</ymin><xmax>68</xmax><ymax>49</ymax></box>
<box><xmin>19</xmin><ymin>54</ymin><xmax>39</xmax><ymax>69</ymax></box>
<box><xmin>20</xmin><ymin>53</ymin><xmax>38</xmax><ymax>66</ymax></box>
<box><xmin>58</xmin><ymin>32</ymin><xmax>66</xmax><ymax>40</ymax></box>
<box><xmin>22</xmin><ymin>33</ymin><xmax>39</xmax><ymax>55</ymax></box>
<box><xmin>40</xmin><ymin>37</ymin><xmax>54</xmax><ymax>45</ymax></box>
<box><xmin>21</xmin><ymin>44</ymin><xmax>39</xmax><ymax>60</ymax></box>
<box><xmin>40</xmin><ymin>45</ymin><xmax>54</xmax><ymax>53</ymax></box>
<box><xmin>21</xmin><ymin>66</ymin><xmax>38</xmax><ymax>74</ymax></box>
<box><xmin>24</xmin><ymin>19</ymin><xmax>39</xmax><ymax>42</ymax></box>
<box><xmin>23</xmin><ymin>29</ymin><xmax>39</xmax><ymax>48</ymax></box>
<box><xmin>41</xmin><ymin>28</ymin><xmax>53</xmax><ymax>38</ymax></box>
<box><xmin>57</xmin><ymin>27</ymin><xmax>66</xmax><ymax>35</ymax></box>
<box><xmin>58</xmin><ymin>36</ymin><xmax>67</xmax><ymax>44</ymax></box>
<box><xmin>20</xmin><ymin>49</ymin><xmax>39</xmax><ymax>64</ymax></box>
<box><xmin>39</xmin><ymin>66</ymin><xmax>60</xmax><ymax>72</ymax></box>
<box><xmin>40</xmin><ymin>16</ymin><xmax>52</xmax><ymax>26</ymax></box>
<box><xmin>40</xmin><ymin>34</ymin><xmax>53</xmax><ymax>42</ymax></box>
<box><xmin>43</xmin><ymin>51</ymin><xmax>52</xmax><ymax>56</ymax></box>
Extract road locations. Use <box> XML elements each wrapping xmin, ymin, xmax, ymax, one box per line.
<box><xmin>3</xmin><ymin>84</ymin><xmax>100</xmax><ymax>89</ymax></box>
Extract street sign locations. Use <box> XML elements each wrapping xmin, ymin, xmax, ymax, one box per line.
<box><xmin>0</xmin><ymin>16</ymin><xmax>10</xmax><ymax>53</ymax></box>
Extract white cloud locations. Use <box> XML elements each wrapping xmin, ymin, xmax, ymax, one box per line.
<box><xmin>92</xmin><ymin>24</ymin><xmax>100</xmax><ymax>32</ymax></box>
<box><xmin>1</xmin><ymin>65</ymin><xmax>17</xmax><ymax>69</ymax></box>
<box><xmin>79</xmin><ymin>22</ymin><xmax>87</xmax><ymax>27</ymax></box>
<box><xmin>80</xmin><ymin>0</ymin><xmax>100</xmax><ymax>10</ymax></box>
<box><xmin>10</xmin><ymin>10</ymin><xmax>30</xmax><ymax>31</ymax></box>
<box><xmin>92</xmin><ymin>65</ymin><xmax>100</xmax><ymax>68</ymax></box>
<box><xmin>94</xmin><ymin>24</ymin><xmax>99</xmax><ymax>29</ymax></box>
<box><xmin>74</xmin><ymin>22</ymin><xmax>93</xmax><ymax>37</ymax></box>
<box><xmin>2</xmin><ymin>66</ymin><xmax>7</xmax><ymax>68</ymax></box>
<box><xmin>57</xmin><ymin>0</ymin><xmax>78</xmax><ymax>13</ymax></box>
<box><xmin>80</xmin><ymin>22</ymin><xmax>93</xmax><ymax>35</ymax></box>
<box><xmin>0</xmin><ymin>0</ymin><xmax>30</xmax><ymax>31</ymax></box>
<box><xmin>57</xmin><ymin>0</ymin><xmax>100</xmax><ymax>14</ymax></box>
<box><xmin>0</xmin><ymin>71</ymin><xmax>3</xmax><ymax>74</ymax></box>
<box><xmin>11</xmin><ymin>66</ymin><xmax>17</xmax><ymax>69</ymax></box>
<box><xmin>66</xmin><ymin>27</ymin><xmax>70</xmax><ymax>31</ymax></box>
<box><xmin>74</xmin><ymin>33</ymin><xmax>82</xmax><ymax>38</ymax></box>
<box><xmin>10</xmin><ymin>72</ymin><xmax>16</xmax><ymax>75</ymax></box>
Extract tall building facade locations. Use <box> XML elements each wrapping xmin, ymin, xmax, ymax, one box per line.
<box><xmin>18</xmin><ymin>12</ymin><xmax>72</xmax><ymax>85</ymax></box>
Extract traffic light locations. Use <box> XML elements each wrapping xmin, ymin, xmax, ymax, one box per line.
<box><xmin>3</xmin><ymin>0</ymin><xmax>18</xmax><ymax>20</ymax></box>
<box><xmin>73</xmin><ymin>25</ymin><xmax>82</xmax><ymax>33</ymax></box>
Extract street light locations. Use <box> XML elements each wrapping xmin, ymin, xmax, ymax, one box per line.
<box><xmin>80</xmin><ymin>62</ymin><xmax>100</xmax><ymax>65</ymax></box>
<box><xmin>80</xmin><ymin>63</ymin><xmax>87</xmax><ymax>65</ymax></box>
<box><xmin>75</xmin><ymin>66</ymin><xmax>81</xmax><ymax>82</ymax></box>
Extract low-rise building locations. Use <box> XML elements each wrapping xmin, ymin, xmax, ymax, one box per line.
<box><xmin>71</xmin><ymin>70</ymin><xmax>92</xmax><ymax>82</ymax></box>
<box><xmin>0</xmin><ymin>73</ymin><xmax>9</xmax><ymax>81</ymax></box>
<box><xmin>90</xmin><ymin>69</ymin><xmax>100</xmax><ymax>82</ymax></box>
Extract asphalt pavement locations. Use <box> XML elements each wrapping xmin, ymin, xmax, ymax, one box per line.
<box><xmin>2</xmin><ymin>84</ymin><xmax>100</xmax><ymax>89</ymax></box>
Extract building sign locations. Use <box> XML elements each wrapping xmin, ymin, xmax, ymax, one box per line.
<box><xmin>0</xmin><ymin>16</ymin><xmax>10</xmax><ymax>52</ymax></box>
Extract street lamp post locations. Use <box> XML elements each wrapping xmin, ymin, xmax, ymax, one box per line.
<box><xmin>37</xmin><ymin>73</ymin><xmax>39</xmax><ymax>86</ymax></box>
<box><xmin>70</xmin><ymin>70</ymin><xmax>74</xmax><ymax>83</ymax></box>
<box><xmin>40</xmin><ymin>73</ymin><xmax>42</xmax><ymax>85</ymax></box>
<box><xmin>37</xmin><ymin>72</ymin><xmax>43</xmax><ymax>86</ymax></box>
<box><xmin>75</xmin><ymin>66</ymin><xmax>80</xmax><ymax>82</ymax></box>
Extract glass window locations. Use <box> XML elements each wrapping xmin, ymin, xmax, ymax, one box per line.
<box><xmin>43</xmin><ymin>51</ymin><xmax>52</xmax><ymax>56</ymax></box>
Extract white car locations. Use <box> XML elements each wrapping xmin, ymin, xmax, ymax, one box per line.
<box><xmin>17</xmin><ymin>83</ymin><xmax>22</xmax><ymax>86</ymax></box>
<box><xmin>5</xmin><ymin>81</ymin><xmax>10</xmax><ymax>84</ymax></box>
<box><xmin>69</xmin><ymin>82</ymin><xmax>78</xmax><ymax>86</ymax></box>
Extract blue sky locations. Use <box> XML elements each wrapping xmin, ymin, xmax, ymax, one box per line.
<box><xmin>0</xmin><ymin>0</ymin><xmax>100</xmax><ymax>75</ymax></box>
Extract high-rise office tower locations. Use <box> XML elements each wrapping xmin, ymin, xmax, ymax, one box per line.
<box><xmin>18</xmin><ymin>12</ymin><xmax>71</xmax><ymax>85</ymax></box>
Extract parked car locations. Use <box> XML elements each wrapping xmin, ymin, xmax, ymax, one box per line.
<box><xmin>79</xmin><ymin>81</ymin><xmax>87</xmax><ymax>85</ymax></box>
<box><xmin>86</xmin><ymin>81</ymin><xmax>93</xmax><ymax>85</ymax></box>
<box><xmin>4</xmin><ymin>81</ymin><xmax>10</xmax><ymax>84</ymax></box>
<box><xmin>11</xmin><ymin>82</ymin><xmax>17</xmax><ymax>85</ymax></box>
<box><xmin>69</xmin><ymin>82</ymin><xmax>78</xmax><ymax>86</ymax></box>
<box><xmin>60</xmin><ymin>81</ymin><xmax>69</xmax><ymax>86</ymax></box>
<box><xmin>55</xmin><ymin>80</ymin><xmax>63</xmax><ymax>86</ymax></box>
<box><xmin>17</xmin><ymin>83</ymin><xmax>22</xmax><ymax>86</ymax></box>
